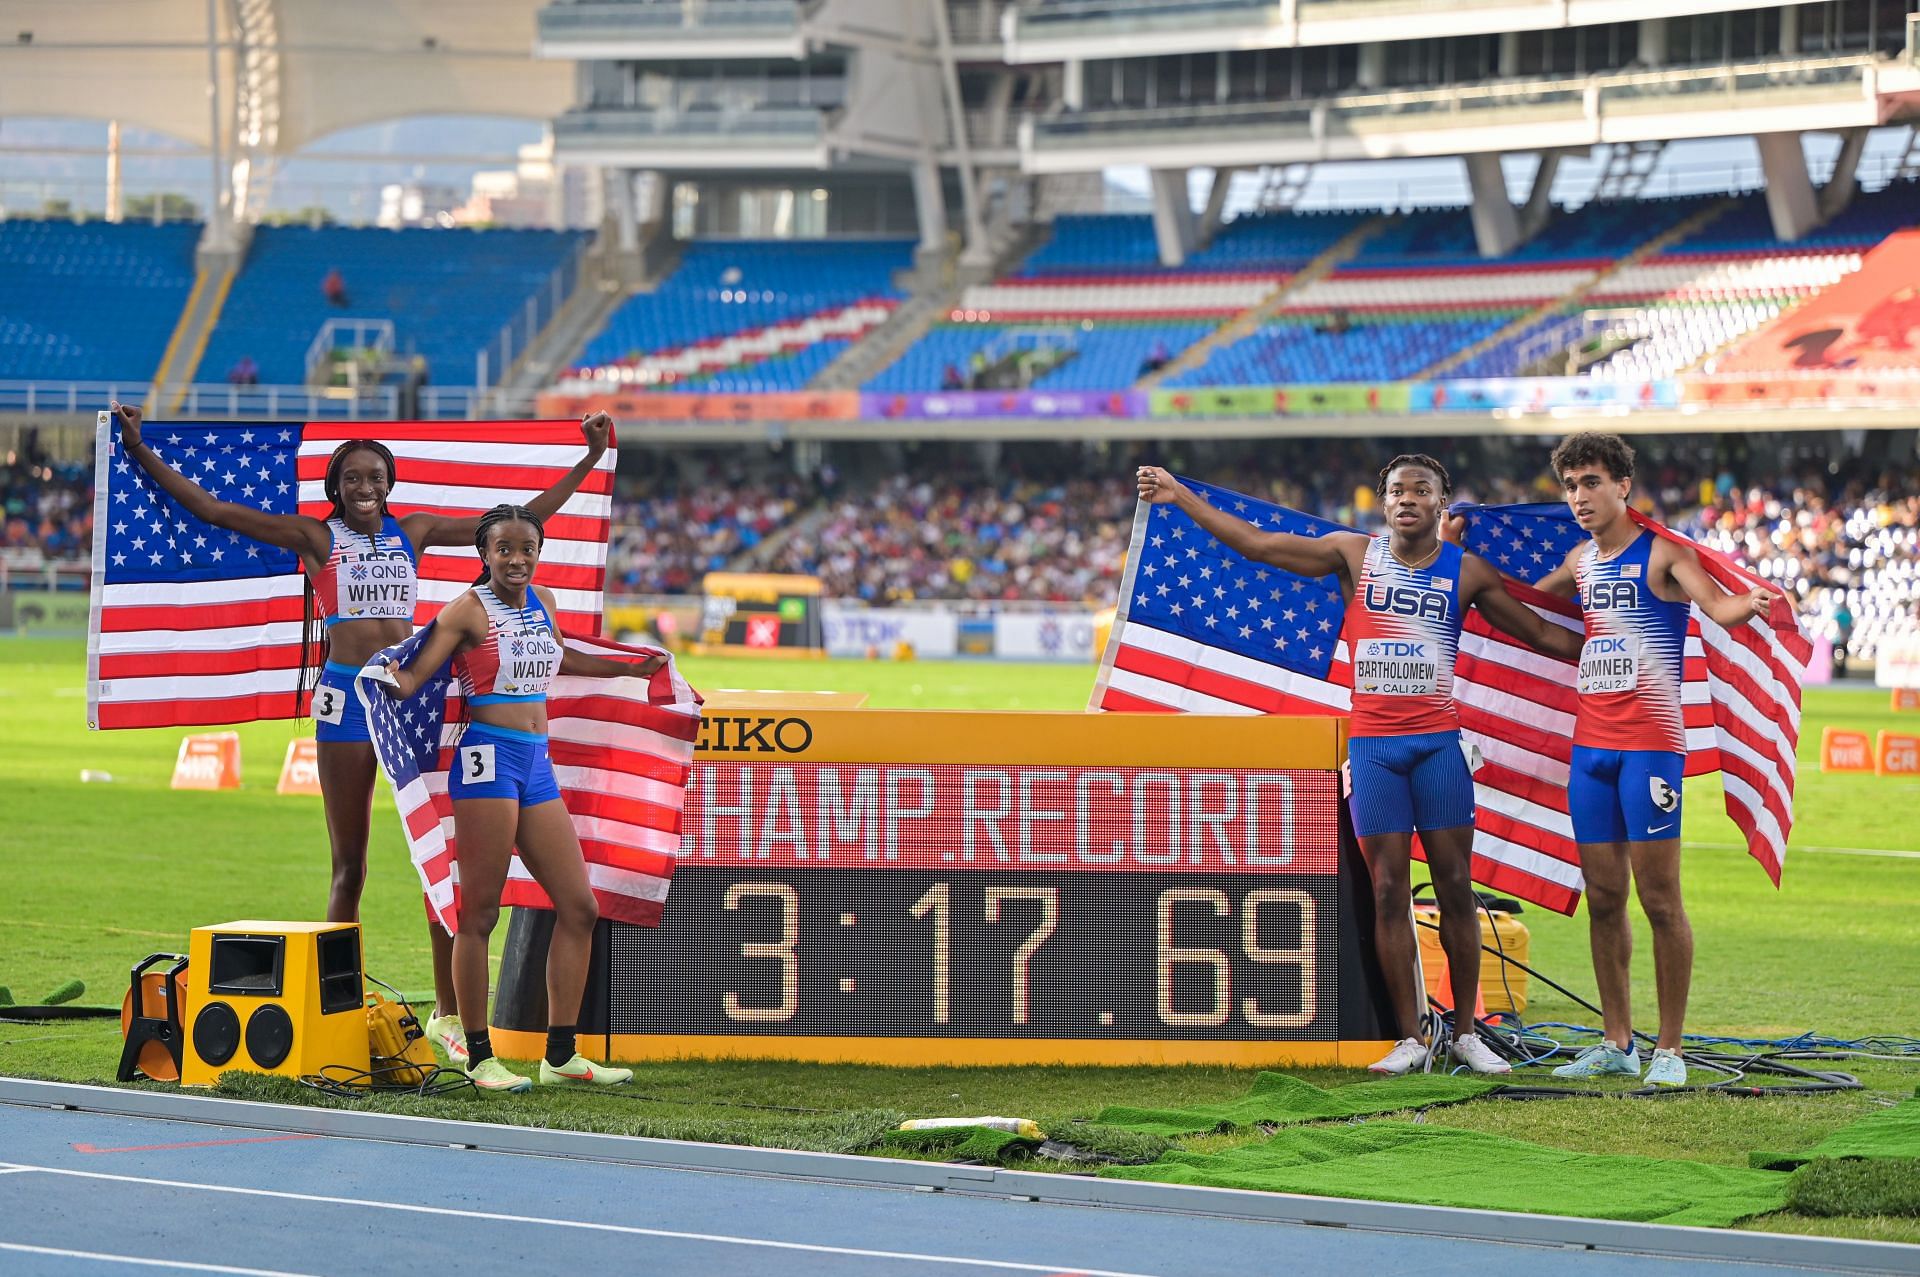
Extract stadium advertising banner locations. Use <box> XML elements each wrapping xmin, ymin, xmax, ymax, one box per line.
<box><xmin>994</xmin><ymin>610</ymin><xmax>1099</xmax><ymax>662</ymax></box>
<box><xmin>1149</xmin><ymin>384</ymin><xmax>1413</xmax><ymax>418</ymax></box>
<box><xmin>1877</xmin><ymin>627</ymin><xmax>1920</xmax><ymax>690</ymax></box>
<box><xmin>823</xmin><ymin>604</ymin><xmax>961</xmax><ymax>659</ymax></box>
<box><xmin>491</xmin><ymin>708</ymin><xmax>1396</xmax><ymax>1066</ymax></box>
<box><xmin>1414</xmin><ymin>378</ymin><xmax>1681</xmax><ymax>412</ymax></box>
<box><xmin>859</xmin><ymin>389</ymin><xmax>1143</xmax><ymax>420</ymax></box>
<box><xmin>535</xmin><ymin>390</ymin><xmax>860</xmax><ymax>421</ymax></box>
<box><xmin>1678</xmin><ymin>374</ymin><xmax>1920</xmax><ymax>409</ymax></box>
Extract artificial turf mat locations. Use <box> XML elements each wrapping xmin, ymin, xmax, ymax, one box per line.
<box><xmin>1099</xmin><ymin>1122</ymin><xmax>1794</xmax><ymax>1227</ymax></box>
<box><xmin>1093</xmin><ymin>1072</ymin><xmax>1499</xmax><ymax>1137</ymax></box>
<box><xmin>1752</xmin><ymin>1089</ymin><xmax>1920</xmax><ymax>1169</ymax></box>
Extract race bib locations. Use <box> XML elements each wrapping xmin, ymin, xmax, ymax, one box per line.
<box><xmin>335</xmin><ymin>550</ymin><xmax>416</xmax><ymax>621</ymax></box>
<box><xmin>312</xmin><ymin>684</ymin><xmax>346</xmax><ymax>726</ymax></box>
<box><xmin>1353</xmin><ymin>638</ymin><xmax>1439</xmax><ymax>696</ymax></box>
<box><xmin>460</xmin><ymin>744</ymin><xmax>497</xmax><ymax>785</ymax></box>
<box><xmin>1578</xmin><ymin>634</ymin><xmax>1641</xmax><ymax>695</ymax></box>
<box><xmin>497</xmin><ymin>629</ymin><xmax>561</xmax><ymax>696</ymax></box>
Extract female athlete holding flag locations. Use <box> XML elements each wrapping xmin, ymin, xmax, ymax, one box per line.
<box><xmin>114</xmin><ymin>402</ymin><xmax>611</xmax><ymax>1064</ymax></box>
<box><xmin>375</xmin><ymin>504</ymin><xmax>664</xmax><ymax>1092</ymax></box>
<box><xmin>1137</xmin><ymin>457</ymin><xmax>1583</xmax><ymax>1074</ymax></box>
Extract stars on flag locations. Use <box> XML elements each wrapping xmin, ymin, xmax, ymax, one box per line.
<box><xmin>103</xmin><ymin>422</ymin><xmax>301</xmax><ymax>586</ymax></box>
<box><xmin>1128</xmin><ymin>479</ymin><xmax>1347</xmax><ymax>678</ymax></box>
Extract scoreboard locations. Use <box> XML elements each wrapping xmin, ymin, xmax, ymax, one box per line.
<box><xmin>493</xmin><ymin>708</ymin><xmax>1396</xmax><ymax>1067</ymax></box>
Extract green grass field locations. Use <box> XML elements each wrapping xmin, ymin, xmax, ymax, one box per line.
<box><xmin>3</xmin><ymin>635</ymin><xmax>1916</xmax><ymax>1241</ymax></box>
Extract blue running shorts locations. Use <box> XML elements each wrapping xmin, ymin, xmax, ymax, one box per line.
<box><xmin>1569</xmin><ymin>746</ymin><xmax>1684</xmax><ymax>844</ymax></box>
<box><xmin>448</xmin><ymin>721</ymin><xmax>562</xmax><ymax>808</ymax></box>
<box><xmin>312</xmin><ymin>660</ymin><xmax>370</xmax><ymax>744</ymax></box>
<box><xmin>1347</xmin><ymin>730</ymin><xmax>1476</xmax><ymax>839</ymax></box>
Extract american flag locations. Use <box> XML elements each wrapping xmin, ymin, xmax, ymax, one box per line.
<box><xmin>1092</xmin><ymin>481</ymin><xmax>1804</xmax><ymax>915</ymax></box>
<box><xmin>86</xmin><ymin>414</ymin><xmax>613</xmax><ymax>730</ymax></box>
<box><xmin>1457</xmin><ymin>503</ymin><xmax>1806</xmax><ymax>897</ymax></box>
<box><xmin>1091</xmin><ymin>480</ymin><xmax>1354</xmax><ymax>717</ymax></box>
<box><xmin>356</xmin><ymin>625</ymin><xmax>703</xmax><ymax>933</ymax></box>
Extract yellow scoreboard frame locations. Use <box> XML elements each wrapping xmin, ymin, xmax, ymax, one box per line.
<box><xmin>493</xmin><ymin>709</ymin><xmax>1397</xmax><ymax>1068</ymax></box>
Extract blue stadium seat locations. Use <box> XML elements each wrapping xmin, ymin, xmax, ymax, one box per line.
<box><xmin>199</xmin><ymin>226</ymin><xmax>588</xmax><ymax>387</ymax></box>
<box><xmin>0</xmin><ymin>219</ymin><xmax>200</xmax><ymax>382</ymax></box>
<box><xmin>576</xmin><ymin>239</ymin><xmax>914</xmax><ymax>390</ymax></box>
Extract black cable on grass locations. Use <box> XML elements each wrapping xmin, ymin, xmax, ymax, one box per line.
<box><xmin>1405</xmin><ymin>912</ymin><xmax>1866</xmax><ymax>1098</ymax></box>
<box><xmin>298</xmin><ymin>1062</ymin><xmax>475</xmax><ymax>1099</ymax></box>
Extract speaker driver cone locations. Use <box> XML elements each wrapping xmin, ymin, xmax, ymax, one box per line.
<box><xmin>245</xmin><ymin>1004</ymin><xmax>295</xmax><ymax>1069</ymax></box>
<box><xmin>191</xmin><ymin>1001</ymin><xmax>240</xmax><ymax>1066</ymax></box>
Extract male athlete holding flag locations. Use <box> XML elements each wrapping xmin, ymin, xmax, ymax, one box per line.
<box><xmin>1453</xmin><ymin>432</ymin><xmax>1772</xmax><ymax>1087</ymax></box>
<box><xmin>1138</xmin><ymin>456</ymin><xmax>1583</xmax><ymax>1075</ymax></box>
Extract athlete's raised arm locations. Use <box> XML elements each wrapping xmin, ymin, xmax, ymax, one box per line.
<box><xmin>113</xmin><ymin>402</ymin><xmax>330</xmax><ymax>566</ymax></box>
<box><xmin>1136</xmin><ymin>467</ymin><xmax>1363</xmax><ymax>587</ymax></box>
<box><xmin>405</xmin><ymin>412</ymin><xmax>613</xmax><ymax>550</ymax></box>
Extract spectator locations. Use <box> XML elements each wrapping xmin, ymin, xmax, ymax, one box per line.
<box><xmin>941</xmin><ymin>362</ymin><xmax>966</xmax><ymax>391</ymax></box>
<box><xmin>323</xmin><ymin>267</ymin><xmax>349</xmax><ymax>308</ymax></box>
<box><xmin>1832</xmin><ymin>598</ymin><xmax>1855</xmax><ymax>677</ymax></box>
<box><xmin>227</xmin><ymin>355</ymin><xmax>259</xmax><ymax>386</ymax></box>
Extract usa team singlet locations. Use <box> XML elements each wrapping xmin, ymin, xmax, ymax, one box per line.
<box><xmin>1571</xmin><ymin>529</ymin><xmax>1691</xmax><ymax>755</ymax></box>
<box><xmin>306</xmin><ymin>515</ymin><xmax>418</xmax><ymax>626</ymax></box>
<box><xmin>1341</xmin><ymin>535</ymin><xmax>1467</xmax><ymax>738</ymax></box>
<box><xmin>455</xmin><ymin>584</ymin><xmax>562</xmax><ymax>705</ymax></box>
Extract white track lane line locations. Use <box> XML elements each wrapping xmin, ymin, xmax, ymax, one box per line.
<box><xmin>0</xmin><ymin>1242</ymin><xmax>317</xmax><ymax>1276</ymax></box>
<box><xmin>0</xmin><ymin>1163</ymin><xmax>1165</xmax><ymax>1277</ymax></box>
<box><xmin>1685</xmin><ymin>841</ymin><xmax>1920</xmax><ymax>860</ymax></box>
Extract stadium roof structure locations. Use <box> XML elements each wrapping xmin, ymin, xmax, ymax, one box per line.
<box><xmin>1</xmin><ymin>0</ymin><xmax>569</xmax><ymax>214</ymax></box>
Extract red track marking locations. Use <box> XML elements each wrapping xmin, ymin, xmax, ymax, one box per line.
<box><xmin>73</xmin><ymin>1134</ymin><xmax>319</xmax><ymax>1154</ymax></box>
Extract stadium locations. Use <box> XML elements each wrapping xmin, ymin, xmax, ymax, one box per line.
<box><xmin>2</xmin><ymin>1</ymin><xmax>1919</xmax><ymax>1272</ymax></box>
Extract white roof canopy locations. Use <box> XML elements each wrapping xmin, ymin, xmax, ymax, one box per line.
<box><xmin>0</xmin><ymin>0</ymin><xmax>571</xmax><ymax>154</ymax></box>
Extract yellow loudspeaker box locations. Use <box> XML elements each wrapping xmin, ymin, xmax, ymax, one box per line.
<box><xmin>181</xmin><ymin>921</ymin><xmax>368</xmax><ymax>1087</ymax></box>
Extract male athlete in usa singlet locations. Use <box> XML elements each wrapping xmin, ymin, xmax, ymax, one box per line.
<box><xmin>1343</xmin><ymin>534</ymin><xmax>1474</xmax><ymax>842</ymax></box>
<box><xmin>1528</xmin><ymin>431</ymin><xmax>1772</xmax><ymax>1088</ymax></box>
<box><xmin>1568</xmin><ymin>529</ymin><xmax>1693</xmax><ymax>846</ymax></box>
<box><xmin>1137</xmin><ymin>457</ymin><xmax>1582</xmax><ymax>1077</ymax></box>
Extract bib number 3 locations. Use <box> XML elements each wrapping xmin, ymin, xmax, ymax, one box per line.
<box><xmin>462</xmin><ymin>744</ymin><xmax>497</xmax><ymax>785</ymax></box>
<box><xmin>313</xmin><ymin>686</ymin><xmax>345</xmax><ymax>726</ymax></box>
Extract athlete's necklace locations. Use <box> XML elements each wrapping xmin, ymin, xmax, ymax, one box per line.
<box><xmin>1390</xmin><ymin>539</ymin><xmax>1442</xmax><ymax>571</ymax></box>
<box><xmin>1593</xmin><ymin>528</ymin><xmax>1637</xmax><ymax>561</ymax></box>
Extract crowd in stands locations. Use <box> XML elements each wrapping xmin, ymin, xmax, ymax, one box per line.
<box><xmin>606</xmin><ymin>474</ymin><xmax>810</xmax><ymax>595</ymax></box>
<box><xmin>760</xmin><ymin>475</ymin><xmax>1138</xmax><ymax>604</ymax></box>
<box><xmin>1683</xmin><ymin>467</ymin><xmax>1920</xmax><ymax>663</ymax></box>
<box><xmin>16</xmin><ymin>436</ymin><xmax>1916</xmax><ymax>664</ymax></box>
<box><xmin>2</xmin><ymin>451</ymin><xmax>93</xmax><ymax>563</ymax></box>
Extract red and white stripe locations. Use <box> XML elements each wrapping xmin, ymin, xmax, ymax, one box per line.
<box><xmin>89</xmin><ymin>419</ymin><xmax>614</xmax><ymax>731</ymax></box>
<box><xmin>1093</xmin><ymin>503</ymin><xmax>1805</xmax><ymax>916</ymax></box>
<box><xmin>296</xmin><ymin>421</ymin><xmax>614</xmax><ymax>634</ymax></box>
<box><xmin>1632</xmin><ymin>513</ymin><xmax>1807</xmax><ymax>886</ymax></box>
<box><xmin>397</xmin><ymin>636</ymin><xmax>704</xmax><ymax>933</ymax></box>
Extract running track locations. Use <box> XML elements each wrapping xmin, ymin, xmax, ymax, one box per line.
<box><xmin>1</xmin><ymin>1082</ymin><xmax>1911</xmax><ymax>1276</ymax></box>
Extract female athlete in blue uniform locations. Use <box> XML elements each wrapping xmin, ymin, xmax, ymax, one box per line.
<box><xmin>379</xmin><ymin>505</ymin><xmax>664</xmax><ymax>1092</ymax></box>
<box><xmin>114</xmin><ymin>403</ymin><xmax>611</xmax><ymax>1062</ymax></box>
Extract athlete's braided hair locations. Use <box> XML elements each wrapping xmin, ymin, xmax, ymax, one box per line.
<box><xmin>1376</xmin><ymin>453</ymin><xmax>1452</xmax><ymax>498</ymax></box>
<box><xmin>300</xmin><ymin>438</ymin><xmax>400</xmax><ymax>717</ymax></box>
<box><xmin>472</xmin><ymin>503</ymin><xmax>544</xmax><ymax>585</ymax></box>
